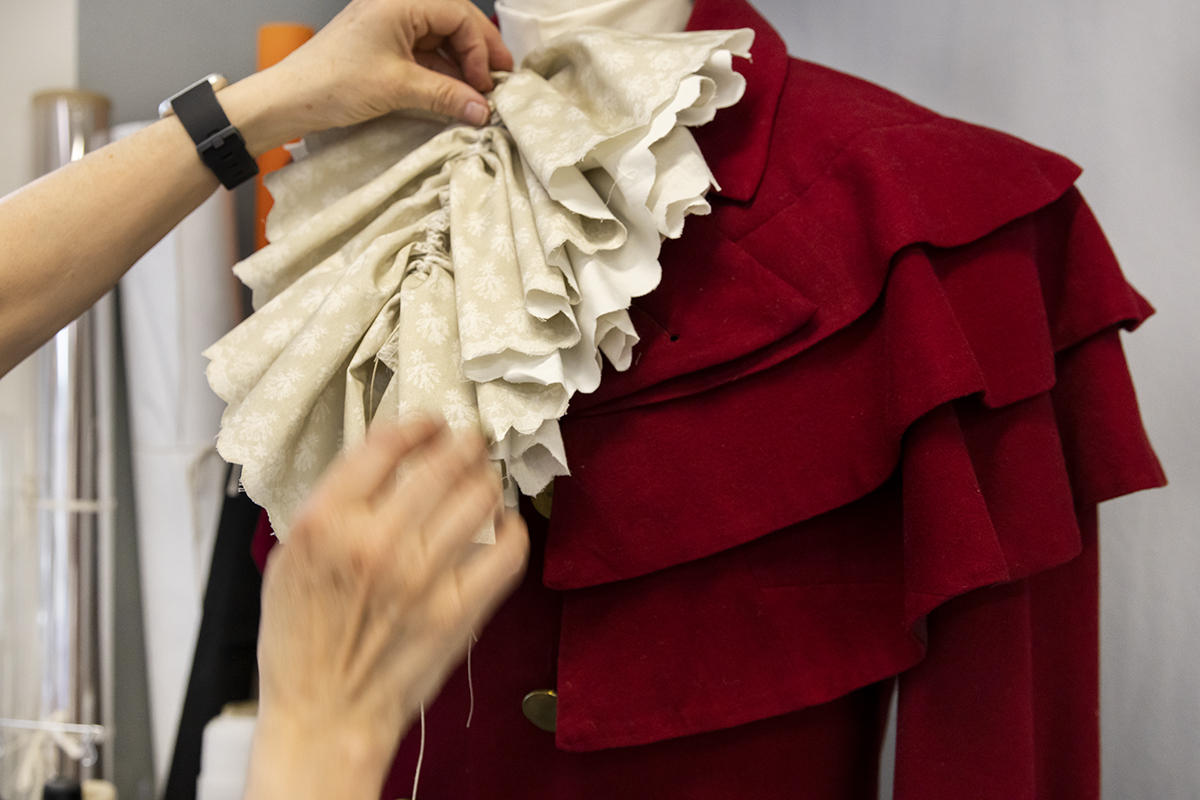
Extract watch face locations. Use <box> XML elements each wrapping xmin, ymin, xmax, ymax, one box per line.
<box><xmin>159</xmin><ymin>73</ymin><xmax>226</xmax><ymax>119</ymax></box>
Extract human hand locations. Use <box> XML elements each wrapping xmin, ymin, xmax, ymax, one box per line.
<box><xmin>220</xmin><ymin>0</ymin><xmax>513</xmax><ymax>156</ymax></box>
<box><xmin>244</xmin><ymin>417</ymin><xmax>529</xmax><ymax>800</ymax></box>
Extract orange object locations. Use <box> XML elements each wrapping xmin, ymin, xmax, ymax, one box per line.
<box><xmin>255</xmin><ymin>23</ymin><xmax>314</xmax><ymax>251</ymax></box>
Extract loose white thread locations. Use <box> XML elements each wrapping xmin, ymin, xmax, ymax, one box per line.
<box><xmin>411</xmin><ymin>703</ymin><xmax>426</xmax><ymax>800</ymax></box>
<box><xmin>466</xmin><ymin>631</ymin><xmax>479</xmax><ymax>728</ymax></box>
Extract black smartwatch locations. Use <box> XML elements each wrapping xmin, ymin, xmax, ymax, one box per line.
<box><xmin>161</xmin><ymin>74</ymin><xmax>259</xmax><ymax>190</ymax></box>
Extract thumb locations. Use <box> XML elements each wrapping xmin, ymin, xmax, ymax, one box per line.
<box><xmin>403</xmin><ymin>66</ymin><xmax>491</xmax><ymax>126</ymax></box>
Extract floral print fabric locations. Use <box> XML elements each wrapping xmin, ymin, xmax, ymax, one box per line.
<box><xmin>204</xmin><ymin>26</ymin><xmax>753</xmax><ymax>540</ymax></box>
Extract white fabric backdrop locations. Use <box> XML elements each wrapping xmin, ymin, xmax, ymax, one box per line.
<box><xmin>751</xmin><ymin>2</ymin><xmax>1200</xmax><ymax>798</ymax></box>
<box><xmin>113</xmin><ymin>119</ymin><xmax>241</xmax><ymax>787</ymax></box>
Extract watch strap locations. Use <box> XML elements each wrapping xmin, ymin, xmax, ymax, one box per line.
<box><xmin>170</xmin><ymin>79</ymin><xmax>259</xmax><ymax>190</ymax></box>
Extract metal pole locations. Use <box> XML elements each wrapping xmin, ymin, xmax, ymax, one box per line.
<box><xmin>31</xmin><ymin>89</ymin><xmax>116</xmax><ymax>785</ymax></box>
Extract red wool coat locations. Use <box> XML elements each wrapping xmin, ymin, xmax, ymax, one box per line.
<box><xmin>257</xmin><ymin>0</ymin><xmax>1166</xmax><ymax>796</ymax></box>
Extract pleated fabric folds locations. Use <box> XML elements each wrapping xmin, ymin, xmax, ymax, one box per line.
<box><xmin>204</xmin><ymin>27</ymin><xmax>753</xmax><ymax>539</ymax></box>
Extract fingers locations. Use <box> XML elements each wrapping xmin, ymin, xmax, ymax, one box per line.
<box><xmin>255</xmin><ymin>0</ymin><xmax>509</xmax><ymax>132</ymax></box>
<box><xmin>308</xmin><ymin>417</ymin><xmax>443</xmax><ymax>508</ymax></box>
<box><xmin>483</xmin><ymin>20</ymin><xmax>515</xmax><ymax>73</ymax></box>
<box><xmin>467</xmin><ymin>3</ymin><xmax>514</xmax><ymax>75</ymax></box>
<box><xmin>401</xmin><ymin>0</ymin><xmax>510</xmax><ymax>125</ymax></box>
<box><xmin>402</xmin><ymin>457</ymin><xmax>501</xmax><ymax>570</ymax></box>
<box><xmin>470</xmin><ymin>510</ymin><xmax>530</xmax><ymax>617</ymax></box>
<box><xmin>379</xmin><ymin>426</ymin><xmax>492</xmax><ymax>528</ymax></box>
<box><xmin>418</xmin><ymin>0</ymin><xmax>513</xmax><ymax>88</ymax></box>
<box><xmin>430</xmin><ymin>510</ymin><xmax>529</xmax><ymax>636</ymax></box>
<box><xmin>400</xmin><ymin>65</ymin><xmax>491</xmax><ymax>126</ymax></box>
<box><xmin>444</xmin><ymin>18</ymin><xmax>500</xmax><ymax>92</ymax></box>
<box><xmin>415</xmin><ymin>50</ymin><xmax>467</xmax><ymax>83</ymax></box>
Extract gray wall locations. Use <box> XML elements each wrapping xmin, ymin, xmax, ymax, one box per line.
<box><xmin>752</xmin><ymin>1</ymin><xmax>1200</xmax><ymax>797</ymax></box>
<box><xmin>80</xmin><ymin>0</ymin><xmax>345</xmax><ymax>126</ymax></box>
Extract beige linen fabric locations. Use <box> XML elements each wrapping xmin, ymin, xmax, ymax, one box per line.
<box><xmin>495</xmin><ymin>0</ymin><xmax>696</xmax><ymax>83</ymax></box>
<box><xmin>204</xmin><ymin>27</ymin><xmax>754</xmax><ymax>540</ymax></box>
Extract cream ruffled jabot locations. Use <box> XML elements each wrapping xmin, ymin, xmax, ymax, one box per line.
<box><xmin>204</xmin><ymin>27</ymin><xmax>754</xmax><ymax>540</ymax></box>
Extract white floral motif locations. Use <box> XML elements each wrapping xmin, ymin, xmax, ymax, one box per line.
<box><xmin>263</xmin><ymin>367</ymin><xmax>303</xmax><ymax>400</ymax></box>
<box><xmin>293</xmin><ymin>431</ymin><xmax>320</xmax><ymax>471</ymax></box>
<box><xmin>309</xmin><ymin>259</ymin><xmax>338</xmax><ymax>277</ymax></box>
<box><xmin>340</xmin><ymin>322</ymin><xmax>362</xmax><ymax>346</ymax></box>
<box><xmin>464</xmin><ymin>210</ymin><xmax>488</xmax><ymax>237</ymax></box>
<box><xmin>630</xmin><ymin>73</ymin><xmax>656</xmax><ymax>98</ymax></box>
<box><xmin>221</xmin><ymin>349</ymin><xmax>259</xmax><ymax>387</ymax></box>
<box><xmin>528</xmin><ymin>98</ymin><xmax>556</xmax><ymax>119</ymax></box>
<box><xmin>443</xmin><ymin>398</ymin><xmax>479</xmax><ymax>430</ymax></box>
<box><xmin>650</xmin><ymin>50</ymin><xmax>680</xmax><ymax>70</ymax></box>
<box><xmin>472</xmin><ymin>261</ymin><xmax>505</xmax><ymax>302</ymax></box>
<box><xmin>415</xmin><ymin>302</ymin><xmax>450</xmax><ymax>344</ymax></box>
<box><xmin>299</xmin><ymin>287</ymin><xmax>327</xmax><ymax>313</ymax></box>
<box><xmin>454</xmin><ymin>239</ymin><xmax>477</xmax><ymax>266</ymax></box>
<box><xmin>504</xmin><ymin>301</ymin><xmax>529</xmax><ymax>332</ymax></box>
<box><xmin>323</xmin><ymin>284</ymin><xmax>356</xmax><ymax>314</ymax></box>
<box><xmin>459</xmin><ymin>301</ymin><xmax>486</xmax><ymax>339</ymax></box>
<box><xmin>592</xmin><ymin>87</ymin><xmax>623</xmax><ymax>118</ymax></box>
<box><xmin>263</xmin><ymin>318</ymin><xmax>300</xmax><ymax>349</ymax></box>
<box><xmin>523</xmin><ymin>125</ymin><xmax>551</xmax><ymax>144</ymax></box>
<box><xmin>238</xmin><ymin>411</ymin><xmax>279</xmax><ymax>443</ymax></box>
<box><xmin>311</xmin><ymin>393</ymin><xmax>335</xmax><ymax>424</ymax></box>
<box><xmin>258</xmin><ymin>292</ymin><xmax>288</xmax><ymax>317</ymax></box>
<box><xmin>405</xmin><ymin>349</ymin><xmax>440</xmax><ymax>391</ymax></box>
<box><xmin>600</xmin><ymin>47</ymin><xmax>633</xmax><ymax>70</ymax></box>
<box><xmin>292</xmin><ymin>325</ymin><xmax>327</xmax><ymax>357</ymax></box>
<box><xmin>491</xmin><ymin>228</ymin><xmax>515</xmax><ymax>260</ymax></box>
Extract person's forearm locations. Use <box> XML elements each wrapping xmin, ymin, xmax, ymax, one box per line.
<box><xmin>0</xmin><ymin>70</ymin><xmax>302</xmax><ymax>378</ymax></box>
<box><xmin>0</xmin><ymin>0</ymin><xmax>509</xmax><ymax>379</ymax></box>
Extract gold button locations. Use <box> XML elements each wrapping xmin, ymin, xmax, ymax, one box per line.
<box><xmin>522</xmin><ymin>689</ymin><xmax>558</xmax><ymax>732</ymax></box>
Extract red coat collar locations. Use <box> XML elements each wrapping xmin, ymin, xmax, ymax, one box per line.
<box><xmin>687</xmin><ymin>0</ymin><xmax>790</xmax><ymax>202</ymax></box>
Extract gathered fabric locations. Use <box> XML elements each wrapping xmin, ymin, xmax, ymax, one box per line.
<box><xmin>495</xmin><ymin>0</ymin><xmax>695</xmax><ymax>64</ymax></box>
<box><xmin>204</xmin><ymin>27</ymin><xmax>753</xmax><ymax>540</ymax></box>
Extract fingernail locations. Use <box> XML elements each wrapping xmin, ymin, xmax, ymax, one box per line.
<box><xmin>465</xmin><ymin>101</ymin><xmax>488</xmax><ymax>127</ymax></box>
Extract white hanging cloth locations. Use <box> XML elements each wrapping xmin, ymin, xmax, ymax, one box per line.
<box><xmin>116</xmin><ymin>120</ymin><xmax>241</xmax><ymax>786</ymax></box>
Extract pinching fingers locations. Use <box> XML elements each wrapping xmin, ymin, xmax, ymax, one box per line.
<box><xmin>424</xmin><ymin>510</ymin><xmax>528</xmax><ymax>639</ymax></box>
<box><xmin>384</xmin><ymin>427</ymin><xmax>489</xmax><ymax>523</ymax></box>
<box><xmin>309</xmin><ymin>417</ymin><xmax>444</xmax><ymax>510</ymax></box>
